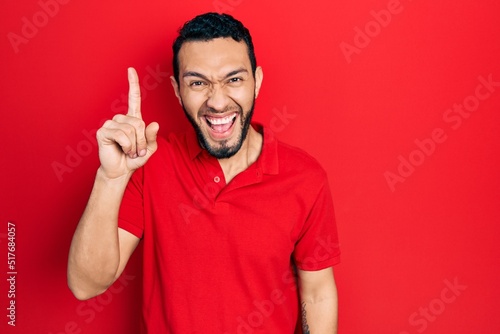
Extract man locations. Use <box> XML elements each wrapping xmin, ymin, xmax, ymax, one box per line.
<box><xmin>68</xmin><ymin>12</ymin><xmax>340</xmax><ymax>333</ymax></box>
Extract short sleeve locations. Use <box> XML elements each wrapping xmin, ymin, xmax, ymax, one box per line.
<box><xmin>293</xmin><ymin>179</ymin><xmax>341</xmax><ymax>271</ymax></box>
<box><xmin>118</xmin><ymin>167</ymin><xmax>145</xmax><ymax>239</ymax></box>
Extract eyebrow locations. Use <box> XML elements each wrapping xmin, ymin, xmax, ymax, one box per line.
<box><xmin>224</xmin><ymin>68</ymin><xmax>248</xmax><ymax>78</ymax></box>
<box><xmin>182</xmin><ymin>71</ymin><xmax>208</xmax><ymax>80</ymax></box>
<box><xmin>182</xmin><ymin>68</ymin><xmax>248</xmax><ymax>80</ymax></box>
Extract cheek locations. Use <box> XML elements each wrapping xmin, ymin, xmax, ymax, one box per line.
<box><xmin>228</xmin><ymin>87</ymin><xmax>255</xmax><ymax>108</ymax></box>
<box><xmin>181</xmin><ymin>91</ymin><xmax>207</xmax><ymax>114</ymax></box>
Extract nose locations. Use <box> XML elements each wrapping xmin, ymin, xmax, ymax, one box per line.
<box><xmin>206</xmin><ymin>85</ymin><xmax>230</xmax><ymax>112</ymax></box>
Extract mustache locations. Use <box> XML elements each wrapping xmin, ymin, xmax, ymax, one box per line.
<box><xmin>200</xmin><ymin>105</ymin><xmax>242</xmax><ymax>115</ymax></box>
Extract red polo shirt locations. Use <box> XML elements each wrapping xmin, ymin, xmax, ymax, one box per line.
<box><xmin>118</xmin><ymin>125</ymin><xmax>340</xmax><ymax>334</ymax></box>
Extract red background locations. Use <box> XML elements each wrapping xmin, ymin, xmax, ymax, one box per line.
<box><xmin>1</xmin><ymin>0</ymin><xmax>500</xmax><ymax>333</ymax></box>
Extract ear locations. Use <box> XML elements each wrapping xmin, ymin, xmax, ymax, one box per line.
<box><xmin>170</xmin><ymin>76</ymin><xmax>182</xmax><ymax>105</ymax></box>
<box><xmin>254</xmin><ymin>66</ymin><xmax>263</xmax><ymax>98</ymax></box>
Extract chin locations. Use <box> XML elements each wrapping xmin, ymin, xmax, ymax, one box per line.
<box><xmin>202</xmin><ymin>131</ymin><xmax>244</xmax><ymax>159</ymax></box>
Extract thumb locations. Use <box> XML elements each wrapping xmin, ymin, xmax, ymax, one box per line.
<box><xmin>145</xmin><ymin>122</ymin><xmax>160</xmax><ymax>153</ymax></box>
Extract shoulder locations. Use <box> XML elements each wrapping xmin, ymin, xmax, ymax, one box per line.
<box><xmin>275</xmin><ymin>139</ymin><xmax>329</xmax><ymax>185</ymax></box>
<box><xmin>277</xmin><ymin>140</ymin><xmax>325</xmax><ymax>170</ymax></box>
<box><xmin>156</xmin><ymin>131</ymin><xmax>186</xmax><ymax>148</ymax></box>
<box><xmin>143</xmin><ymin>131</ymin><xmax>193</xmax><ymax>169</ymax></box>
<box><xmin>153</xmin><ymin>131</ymin><xmax>192</xmax><ymax>155</ymax></box>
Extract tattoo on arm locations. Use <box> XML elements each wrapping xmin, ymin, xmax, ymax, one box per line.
<box><xmin>301</xmin><ymin>301</ymin><xmax>310</xmax><ymax>334</ymax></box>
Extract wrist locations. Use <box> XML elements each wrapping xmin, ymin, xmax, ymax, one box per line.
<box><xmin>95</xmin><ymin>167</ymin><xmax>133</xmax><ymax>187</ymax></box>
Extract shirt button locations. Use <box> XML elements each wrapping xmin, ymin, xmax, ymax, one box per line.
<box><xmin>214</xmin><ymin>176</ymin><xmax>221</xmax><ymax>183</ymax></box>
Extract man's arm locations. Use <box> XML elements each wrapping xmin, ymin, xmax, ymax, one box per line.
<box><xmin>67</xmin><ymin>68</ymin><xmax>159</xmax><ymax>300</ymax></box>
<box><xmin>298</xmin><ymin>267</ymin><xmax>338</xmax><ymax>334</ymax></box>
<box><xmin>67</xmin><ymin>171</ymin><xmax>140</xmax><ymax>300</ymax></box>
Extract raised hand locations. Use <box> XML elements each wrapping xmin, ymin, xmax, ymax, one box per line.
<box><xmin>96</xmin><ymin>67</ymin><xmax>160</xmax><ymax>179</ymax></box>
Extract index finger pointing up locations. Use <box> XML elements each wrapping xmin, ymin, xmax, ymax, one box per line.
<box><xmin>127</xmin><ymin>67</ymin><xmax>142</xmax><ymax>118</ymax></box>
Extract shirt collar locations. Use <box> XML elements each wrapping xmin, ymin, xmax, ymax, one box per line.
<box><xmin>185</xmin><ymin>123</ymin><xmax>279</xmax><ymax>175</ymax></box>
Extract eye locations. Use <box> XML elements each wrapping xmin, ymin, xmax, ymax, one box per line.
<box><xmin>190</xmin><ymin>81</ymin><xmax>205</xmax><ymax>87</ymax></box>
<box><xmin>228</xmin><ymin>77</ymin><xmax>243</xmax><ymax>84</ymax></box>
<box><xmin>188</xmin><ymin>80</ymin><xmax>209</xmax><ymax>90</ymax></box>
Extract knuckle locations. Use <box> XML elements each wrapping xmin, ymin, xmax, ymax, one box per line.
<box><xmin>97</xmin><ymin>126</ymin><xmax>112</xmax><ymax>141</ymax></box>
<box><xmin>112</xmin><ymin>114</ymin><xmax>123</xmax><ymax>122</ymax></box>
<box><xmin>128</xmin><ymin>117</ymin><xmax>145</xmax><ymax>129</ymax></box>
<box><xmin>116</xmin><ymin>132</ymin><xmax>133</xmax><ymax>151</ymax></box>
<box><xmin>136</xmin><ymin>119</ymin><xmax>146</xmax><ymax>130</ymax></box>
<box><xmin>102</xmin><ymin>119</ymin><xmax>114</xmax><ymax>128</ymax></box>
<box><xmin>130</xmin><ymin>90</ymin><xmax>141</xmax><ymax>100</ymax></box>
<box><xmin>123</xmin><ymin>125</ymin><xmax>135</xmax><ymax>137</ymax></box>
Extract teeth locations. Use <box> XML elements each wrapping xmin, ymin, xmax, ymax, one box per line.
<box><xmin>206</xmin><ymin>114</ymin><xmax>236</xmax><ymax>125</ymax></box>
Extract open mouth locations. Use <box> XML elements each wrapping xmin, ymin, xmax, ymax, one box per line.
<box><xmin>204</xmin><ymin>113</ymin><xmax>238</xmax><ymax>135</ymax></box>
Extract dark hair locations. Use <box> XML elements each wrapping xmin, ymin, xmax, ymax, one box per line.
<box><xmin>172</xmin><ymin>12</ymin><xmax>257</xmax><ymax>84</ymax></box>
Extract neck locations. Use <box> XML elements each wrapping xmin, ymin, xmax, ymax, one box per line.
<box><xmin>218</xmin><ymin>126</ymin><xmax>262</xmax><ymax>183</ymax></box>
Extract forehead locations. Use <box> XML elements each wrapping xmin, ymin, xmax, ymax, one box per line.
<box><xmin>178</xmin><ymin>38</ymin><xmax>251</xmax><ymax>74</ymax></box>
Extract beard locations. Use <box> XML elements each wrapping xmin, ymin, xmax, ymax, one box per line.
<box><xmin>182</xmin><ymin>98</ymin><xmax>256</xmax><ymax>159</ymax></box>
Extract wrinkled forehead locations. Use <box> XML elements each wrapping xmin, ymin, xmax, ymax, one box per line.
<box><xmin>177</xmin><ymin>38</ymin><xmax>252</xmax><ymax>77</ymax></box>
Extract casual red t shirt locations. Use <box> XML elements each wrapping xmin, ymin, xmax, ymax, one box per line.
<box><xmin>118</xmin><ymin>125</ymin><xmax>340</xmax><ymax>334</ymax></box>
